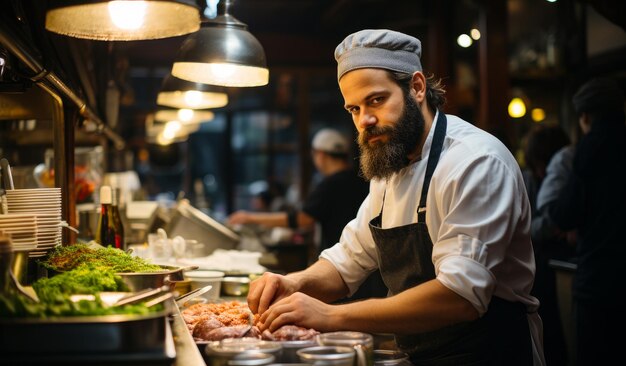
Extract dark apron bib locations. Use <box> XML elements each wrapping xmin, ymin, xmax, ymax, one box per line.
<box><xmin>369</xmin><ymin>112</ymin><xmax>532</xmax><ymax>366</ymax></box>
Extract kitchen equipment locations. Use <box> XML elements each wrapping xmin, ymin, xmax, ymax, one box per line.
<box><xmin>112</xmin><ymin>285</ymin><xmax>171</xmax><ymax>307</ymax></box>
<box><xmin>221</xmin><ymin>276</ymin><xmax>251</xmax><ymax>296</ymax></box>
<box><xmin>165</xmin><ymin>199</ymin><xmax>240</xmax><ymax>256</ymax></box>
<box><xmin>185</xmin><ymin>270</ymin><xmax>225</xmax><ymax>299</ymax></box>
<box><xmin>317</xmin><ymin>332</ymin><xmax>374</xmax><ymax>366</ymax></box>
<box><xmin>372</xmin><ymin>350</ymin><xmax>411</xmax><ymax>366</ymax></box>
<box><xmin>0</xmin><ymin>158</ymin><xmax>15</xmax><ymax>190</ymax></box>
<box><xmin>175</xmin><ymin>284</ymin><xmax>213</xmax><ymax>307</ymax></box>
<box><xmin>0</xmin><ymin>309</ymin><xmax>174</xmax><ymax>358</ymax></box>
<box><xmin>297</xmin><ymin>346</ymin><xmax>355</xmax><ymax>366</ymax></box>
<box><xmin>116</xmin><ymin>264</ymin><xmax>198</xmax><ymax>292</ymax></box>
<box><xmin>279</xmin><ymin>339</ymin><xmax>318</xmax><ymax>363</ymax></box>
<box><xmin>205</xmin><ymin>338</ymin><xmax>282</xmax><ymax>366</ymax></box>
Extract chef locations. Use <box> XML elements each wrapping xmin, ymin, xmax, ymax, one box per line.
<box><xmin>248</xmin><ymin>29</ymin><xmax>545</xmax><ymax>366</ymax></box>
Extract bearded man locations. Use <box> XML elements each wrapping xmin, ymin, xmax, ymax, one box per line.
<box><xmin>246</xmin><ymin>29</ymin><xmax>545</xmax><ymax>366</ymax></box>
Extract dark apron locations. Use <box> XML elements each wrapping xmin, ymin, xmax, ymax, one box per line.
<box><xmin>369</xmin><ymin>112</ymin><xmax>532</xmax><ymax>366</ymax></box>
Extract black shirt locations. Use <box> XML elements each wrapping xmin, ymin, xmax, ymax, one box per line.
<box><xmin>551</xmin><ymin>120</ymin><xmax>626</xmax><ymax>301</ymax></box>
<box><xmin>302</xmin><ymin>169</ymin><xmax>369</xmax><ymax>254</ymax></box>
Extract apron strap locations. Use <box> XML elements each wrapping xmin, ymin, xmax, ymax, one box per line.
<box><xmin>418</xmin><ymin>111</ymin><xmax>447</xmax><ymax>223</ymax></box>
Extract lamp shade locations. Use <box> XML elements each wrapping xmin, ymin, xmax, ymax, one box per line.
<box><xmin>157</xmin><ymin>74</ymin><xmax>228</xmax><ymax>109</ymax></box>
<box><xmin>171</xmin><ymin>0</ymin><xmax>269</xmax><ymax>87</ymax></box>
<box><xmin>154</xmin><ymin>109</ymin><xmax>215</xmax><ymax>124</ymax></box>
<box><xmin>45</xmin><ymin>0</ymin><xmax>200</xmax><ymax>41</ymax></box>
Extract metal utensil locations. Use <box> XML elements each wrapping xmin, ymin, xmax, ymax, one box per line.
<box><xmin>112</xmin><ymin>285</ymin><xmax>170</xmax><ymax>307</ymax></box>
<box><xmin>0</xmin><ymin>158</ymin><xmax>14</xmax><ymax>190</ymax></box>
<box><xmin>175</xmin><ymin>284</ymin><xmax>212</xmax><ymax>307</ymax></box>
<box><xmin>9</xmin><ymin>270</ymin><xmax>38</xmax><ymax>302</ymax></box>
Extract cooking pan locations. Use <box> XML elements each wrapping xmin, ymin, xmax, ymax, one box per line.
<box><xmin>0</xmin><ymin>309</ymin><xmax>170</xmax><ymax>354</ymax></box>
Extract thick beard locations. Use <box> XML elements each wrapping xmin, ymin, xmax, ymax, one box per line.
<box><xmin>358</xmin><ymin>93</ymin><xmax>425</xmax><ymax>181</ymax></box>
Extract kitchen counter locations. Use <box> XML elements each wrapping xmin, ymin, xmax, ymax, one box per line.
<box><xmin>171</xmin><ymin>299</ymin><xmax>206</xmax><ymax>366</ymax></box>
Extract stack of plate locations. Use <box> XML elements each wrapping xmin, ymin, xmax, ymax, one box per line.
<box><xmin>0</xmin><ymin>214</ymin><xmax>38</xmax><ymax>252</ymax></box>
<box><xmin>4</xmin><ymin>188</ymin><xmax>62</xmax><ymax>257</ymax></box>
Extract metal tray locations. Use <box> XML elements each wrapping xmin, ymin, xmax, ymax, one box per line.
<box><xmin>0</xmin><ymin>309</ymin><xmax>170</xmax><ymax>355</ymax></box>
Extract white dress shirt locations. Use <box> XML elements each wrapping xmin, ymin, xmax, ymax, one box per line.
<box><xmin>321</xmin><ymin>112</ymin><xmax>545</xmax><ymax>365</ymax></box>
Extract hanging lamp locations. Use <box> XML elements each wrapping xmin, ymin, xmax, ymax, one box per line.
<box><xmin>171</xmin><ymin>0</ymin><xmax>269</xmax><ymax>87</ymax></box>
<box><xmin>157</xmin><ymin>73</ymin><xmax>228</xmax><ymax>109</ymax></box>
<box><xmin>45</xmin><ymin>0</ymin><xmax>200</xmax><ymax>41</ymax></box>
<box><xmin>154</xmin><ymin>108</ymin><xmax>215</xmax><ymax>124</ymax></box>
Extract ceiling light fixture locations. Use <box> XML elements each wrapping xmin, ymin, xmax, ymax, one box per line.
<box><xmin>154</xmin><ymin>108</ymin><xmax>215</xmax><ymax>124</ymax></box>
<box><xmin>171</xmin><ymin>0</ymin><xmax>269</xmax><ymax>87</ymax></box>
<box><xmin>157</xmin><ymin>74</ymin><xmax>228</xmax><ymax>109</ymax></box>
<box><xmin>45</xmin><ymin>0</ymin><xmax>200</xmax><ymax>41</ymax></box>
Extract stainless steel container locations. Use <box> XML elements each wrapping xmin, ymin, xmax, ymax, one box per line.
<box><xmin>116</xmin><ymin>264</ymin><xmax>196</xmax><ymax>292</ymax></box>
<box><xmin>0</xmin><ymin>310</ymin><xmax>169</xmax><ymax>354</ymax></box>
<box><xmin>297</xmin><ymin>346</ymin><xmax>355</xmax><ymax>366</ymax></box>
<box><xmin>206</xmin><ymin>338</ymin><xmax>283</xmax><ymax>366</ymax></box>
<box><xmin>278</xmin><ymin>339</ymin><xmax>318</xmax><ymax>363</ymax></box>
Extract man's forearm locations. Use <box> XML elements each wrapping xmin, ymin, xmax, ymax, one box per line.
<box><xmin>287</xmin><ymin>259</ymin><xmax>349</xmax><ymax>302</ymax></box>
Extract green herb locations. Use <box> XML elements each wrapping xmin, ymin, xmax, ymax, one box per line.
<box><xmin>1</xmin><ymin>264</ymin><xmax>163</xmax><ymax>318</ymax></box>
<box><xmin>39</xmin><ymin>244</ymin><xmax>163</xmax><ymax>273</ymax></box>
<box><xmin>32</xmin><ymin>264</ymin><xmax>128</xmax><ymax>303</ymax></box>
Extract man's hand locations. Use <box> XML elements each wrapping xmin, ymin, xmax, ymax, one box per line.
<box><xmin>247</xmin><ymin>272</ymin><xmax>299</xmax><ymax>315</ymax></box>
<box><xmin>257</xmin><ymin>292</ymin><xmax>337</xmax><ymax>333</ymax></box>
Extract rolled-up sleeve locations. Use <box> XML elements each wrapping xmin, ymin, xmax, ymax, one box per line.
<box><xmin>430</xmin><ymin>153</ymin><xmax>533</xmax><ymax>315</ymax></box>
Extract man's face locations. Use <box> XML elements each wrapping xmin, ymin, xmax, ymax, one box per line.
<box><xmin>339</xmin><ymin>69</ymin><xmax>425</xmax><ymax>180</ymax></box>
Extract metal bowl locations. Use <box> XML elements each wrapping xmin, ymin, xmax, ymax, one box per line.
<box><xmin>221</xmin><ymin>276</ymin><xmax>251</xmax><ymax>297</ymax></box>
<box><xmin>116</xmin><ymin>264</ymin><xmax>197</xmax><ymax>292</ymax></box>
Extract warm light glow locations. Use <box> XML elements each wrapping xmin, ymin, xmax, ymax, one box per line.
<box><xmin>45</xmin><ymin>1</ymin><xmax>199</xmax><ymax>41</ymax></box>
<box><xmin>157</xmin><ymin>132</ymin><xmax>174</xmax><ymax>146</ymax></box>
<box><xmin>457</xmin><ymin>34</ymin><xmax>473</xmax><ymax>48</ymax></box>
<box><xmin>184</xmin><ymin>91</ymin><xmax>203</xmax><ymax>107</ymax></box>
<box><xmin>210</xmin><ymin>63</ymin><xmax>237</xmax><ymax>78</ymax></box>
<box><xmin>531</xmin><ymin>108</ymin><xmax>546</xmax><ymax>122</ymax></box>
<box><xmin>177</xmin><ymin>108</ymin><xmax>194</xmax><ymax>122</ymax></box>
<box><xmin>156</xmin><ymin>90</ymin><xmax>227</xmax><ymax>109</ymax></box>
<box><xmin>172</xmin><ymin>62</ymin><xmax>269</xmax><ymax>87</ymax></box>
<box><xmin>108</xmin><ymin>1</ymin><xmax>146</xmax><ymax>30</ymax></box>
<box><xmin>508</xmin><ymin>98</ymin><xmax>527</xmax><ymax>118</ymax></box>
<box><xmin>163</xmin><ymin>121</ymin><xmax>182</xmax><ymax>139</ymax></box>
<box><xmin>470</xmin><ymin>28</ymin><xmax>481</xmax><ymax>40</ymax></box>
<box><xmin>155</xmin><ymin>109</ymin><xmax>214</xmax><ymax>124</ymax></box>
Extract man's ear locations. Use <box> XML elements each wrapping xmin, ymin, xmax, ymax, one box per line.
<box><xmin>411</xmin><ymin>72</ymin><xmax>427</xmax><ymax>103</ymax></box>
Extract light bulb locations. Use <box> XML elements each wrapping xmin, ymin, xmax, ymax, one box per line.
<box><xmin>177</xmin><ymin>109</ymin><xmax>194</xmax><ymax>122</ymax></box>
<box><xmin>108</xmin><ymin>1</ymin><xmax>147</xmax><ymax>30</ymax></box>
<box><xmin>209</xmin><ymin>63</ymin><xmax>237</xmax><ymax>79</ymax></box>
<box><xmin>508</xmin><ymin>98</ymin><xmax>527</xmax><ymax>118</ymax></box>
<box><xmin>183</xmin><ymin>90</ymin><xmax>203</xmax><ymax>107</ymax></box>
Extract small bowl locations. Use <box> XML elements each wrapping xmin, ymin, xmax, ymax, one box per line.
<box><xmin>185</xmin><ymin>270</ymin><xmax>225</xmax><ymax>300</ymax></box>
<box><xmin>221</xmin><ymin>276</ymin><xmax>251</xmax><ymax>297</ymax></box>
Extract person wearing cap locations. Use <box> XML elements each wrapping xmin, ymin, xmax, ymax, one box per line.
<box><xmin>549</xmin><ymin>77</ymin><xmax>626</xmax><ymax>366</ymax></box>
<box><xmin>247</xmin><ymin>29</ymin><xmax>545</xmax><ymax>366</ymax></box>
<box><xmin>227</xmin><ymin>128</ymin><xmax>370</xmax><ymax>257</ymax></box>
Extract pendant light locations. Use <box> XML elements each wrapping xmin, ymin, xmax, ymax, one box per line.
<box><xmin>171</xmin><ymin>0</ymin><xmax>269</xmax><ymax>87</ymax></box>
<box><xmin>154</xmin><ymin>108</ymin><xmax>215</xmax><ymax>124</ymax></box>
<box><xmin>45</xmin><ymin>0</ymin><xmax>200</xmax><ymax>41</ymax></box>
<box><xmin>157</xmin><ymin>73</ymin><xmax>228</xmax><ymax>109</ymax></box>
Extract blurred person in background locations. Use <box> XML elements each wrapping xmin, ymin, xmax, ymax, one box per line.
<box><xmin>522</xmin><ymin>124</ymin><xmax>572</xmax><ymax>366</ymax></box>
<box><xmin>228</xmin><ymin>128</ymin><xmax>386</xmax><ymax>300</ymax></box>
<box><xmin>550</xmin><ymin>77</ymin><xmax>626</xmax><ymax>366</ymax></box>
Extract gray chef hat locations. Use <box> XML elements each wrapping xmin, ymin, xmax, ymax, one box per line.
<box><xmin>334</xmin><ymin>29</ymin><xmax>422</xmax><ymax>81</ymax></box>
<box><xmin>572</xmin><ymin>77</ymin><xmax>624</xmax><ymax>114</ymax></box>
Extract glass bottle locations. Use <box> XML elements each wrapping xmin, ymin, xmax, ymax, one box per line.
<box><xmin>111</xmin><ymin>187</ymin><xmax>126</xmax><ymax>250</ymax></box>
<box><xmin>96</xmin><ymin>185</ymin><xmax>124</xmax><ymax>249</ymax></box>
